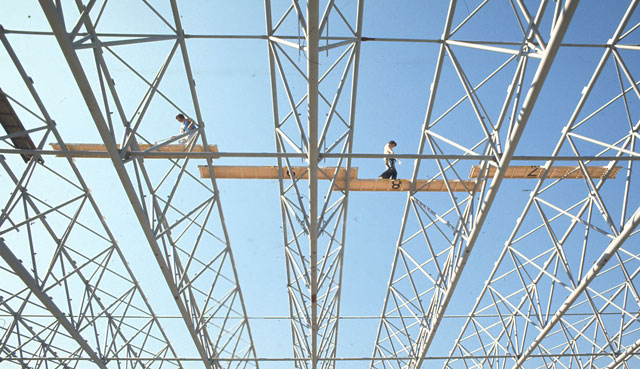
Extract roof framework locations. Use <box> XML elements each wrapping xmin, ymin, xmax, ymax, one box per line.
<box><xmin>0</xmin><ymin>1</ymin><xmax>639</xmax><ymax>369</ymax></box>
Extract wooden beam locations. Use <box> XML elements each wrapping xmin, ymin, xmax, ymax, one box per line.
<box><xmin>469</xmin><ymin>165</ymin><xmax>621</xmax><ymax>179</ymax></box>
<box><xmin>198</xmin><ymin>165</ymin><xmax>358</xmax><ymax>180</ymax></box>
<box><xmin>50</xmin><ymin>143</ymin><xmax>219</xmax><ymax>158</ymax></box>
<box><xmin>333</xmin><ymin>179</ymin><xmax>477</xmax><ymax>192</ymax></box>
<box><xmin>0</xmin><ymin>89</ymin><xmax>38</xmax><ymax>163</ymax></box>
<box><xmin>200</xmin><ymin>165</ymin><xmax>475</xmax><ymax>192</ymax></box>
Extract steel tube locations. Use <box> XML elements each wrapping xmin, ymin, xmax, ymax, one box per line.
<box><xmin>0</xmin><ymin>239</ymin><xmax>108</xmax><ymax>369</ymax></box>
<box><xmin>37</xmin><ymin>2</ymin><xmax>216</xmax><ymax>367</ymax></box>
<box><xmin>408</xmin><ymin>1</ymin><xmax>580</xmax><ymax>368</ymax></box>
<box><xmin>512</xmin><ymin>205</ymin><xmax>640</xmax><ymax>369</ymax></box>
<box><xmin>307</xmin><ymin>1</ymin><xmax>319</xmax><ymax>368</ymax></box>
<box><xmin>604</xmin><ymin>336</ymin><xmax>640</xmax><ymax>369</ymax></box>
<box><xmin>1</xmin><ymin>352</ymin><xmax>633</xmax><ymax>362</ymax></box>
<box><xmin>2</xmin><ymin>148</ymin><xmax>639</xmax><ymax>161</ymax></box>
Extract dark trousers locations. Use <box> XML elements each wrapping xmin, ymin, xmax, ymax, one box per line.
<box><xmin>380</xmin><ymin>159</ymin><xmax>397</xmax><ymax>179</ymax></box>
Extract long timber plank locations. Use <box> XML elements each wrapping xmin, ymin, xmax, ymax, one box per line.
<box><xmin>199</xmin><ymin>165</ymin><xmax>476</xmax><ymax>192</ymax></box>
<box><xmin>199</xmin><ymin>165</ymin><xmax>358</xmax><ymax>180</ymax></box>
<box><xmin>333</xmin><ymin>179</ymin><xmax>477</xmax><ymax>192</ymax></box>
<box><xmin>469</xmin><ymin>165</ymin><xmax>621</xmax><ymax>179</ymax></box>
<box><xmin>50</xmin><ymin>143</ymin><xmax>219</xmax><ymax>158</ymax></box>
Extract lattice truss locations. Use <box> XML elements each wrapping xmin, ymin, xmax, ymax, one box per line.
<box><xmin>371</xmin><ymin>1</ymin><xmax>640</xmax><ymax>369</ymax></box>
<box><xmin>265</xmin><ymin>1</ymin><xmax>363</xmax><ymax>368</ymax></box>
<box><xmin>444</xmin><ymin>2</ymin><xmax>640</xmax><ymax>369</ymax></box>
<box><xmin>0</xmin><ymin>32</ymin><xmax>181</xmax><ymax>368</ymax></box>
<box><xmin>1</xmin><ymin>1</ymin><xmax>258</xmax><ymax>368</ymax></box>
<box><xmin>1</xmin><ymin>1</ymin><xmax>640</xmax><ymax>369</ymax></box>
<box><xmin>372</xmin><ymin>1</ymin><xmax>575</xmax><ymax>367</ymax></box>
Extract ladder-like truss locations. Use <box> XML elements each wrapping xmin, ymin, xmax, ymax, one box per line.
<box><xmin>1</xmin><ymin>1</ymin><xmax>639</xmax><ymax>369</ymax></box>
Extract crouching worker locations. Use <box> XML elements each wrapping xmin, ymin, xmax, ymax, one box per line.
<box><xmin>379</xmin><ymin>140</ymin><xmax>398</xmax><ymax>179</ymax></box>
<box><xmin>175</xmin><ymin>113</ymin><xmax>197</xmax><ymax>144</ymax></box>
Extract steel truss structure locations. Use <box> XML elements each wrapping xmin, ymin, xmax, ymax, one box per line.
<box><xmin>0</xmin><ymin>1</ymin><xmax>639</xmax><ymax>369</ymax></box>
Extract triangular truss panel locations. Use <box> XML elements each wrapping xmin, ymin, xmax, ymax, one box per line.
<box><xmin>264</xmin><ymin>1</ymin><xmax>364</xmax><ymax>367</ymax></box>
<box><xmin>370</xmin><ymin>2</ymin><xmax>578</xmax><ymax>368</ymax></box>
<box><xmin>0</xmin><ymin>31</ymin><xmax>179</xmax><ymax>369</ymax></box>
<box><xmin>444</xmin><ymin>3</ymin><xmax>640</xmax><ymax>368</ymax></box>
<box><xmin>2</xmin><ymin>1</ymin><xmax>261</xmax><ymax>368</ymax></box>
<box><xmin>1</xmin><ymin>1</ymin><xmax>640</xmax><ymax>369</ymax></box>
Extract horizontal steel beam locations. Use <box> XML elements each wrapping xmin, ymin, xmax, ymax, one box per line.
<box><xmin>2</xmin><ymin>352</ymin><xmax>635</xmax><ymax>362</ymax></box>
<box><xmin>1</xmin><ymin>148</ymin><xmax>639</xmax><ymax>161</ymax></box>
<box><xmin>1</xmin><ymin>29</ymin><xmax>632</xmax><ymax>48</ymax></box>
<box><xmin>1</xmin><ymin>312</ymin><xmax>629</xmax><ymax>319</ymax></box>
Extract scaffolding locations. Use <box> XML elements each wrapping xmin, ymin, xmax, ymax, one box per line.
<box><xmin>1</xmin><ymin>1</ymin><xmax>639</xmax><ymax>369</ymax></box>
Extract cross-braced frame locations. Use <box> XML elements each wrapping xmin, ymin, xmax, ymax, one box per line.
<box><xmin>1</xmin><ymin>1</ymin><xmax>640</xmax><ymax>369</ymax></box>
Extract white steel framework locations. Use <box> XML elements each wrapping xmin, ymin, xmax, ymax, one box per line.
<box><xmin>0</xmin><ymin>1</ymin><xmax>639</xmax><ymax>369</ymax></box>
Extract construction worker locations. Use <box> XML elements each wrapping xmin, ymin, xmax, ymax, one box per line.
<box><xmin>175</xmin><ymin>113</ymin><xmax>197</xmax><ymax>144</ymax></box>
<box><xmin>379</xmin><ymin>140</ymin><xmax>398</xmax><ymax>179</ymax></box>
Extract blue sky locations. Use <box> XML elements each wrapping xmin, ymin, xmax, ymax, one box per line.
<box><xmin>1</xmin><ymin>1</ymin><xmax>640</xmax><ymax>369</ymax></box>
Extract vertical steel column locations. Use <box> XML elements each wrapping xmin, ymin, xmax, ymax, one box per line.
<box><xmin>264</xmin><ymin>1</ymin><xmax>362</xmax><ymax>367</ymax></box>
<box><xmin>263</xmin><ymin>2</ymin><xmax>309</xmax><ymax>367</ymax></box>
<box><xmin>307</xmin><ymin>1</ymin><xmax>319</xmax><ymax>368</ymax></box>
<box><xmin>330</xmin><ymin>0</ymin><xmax>365</xmax><ymax>363</ymax></box>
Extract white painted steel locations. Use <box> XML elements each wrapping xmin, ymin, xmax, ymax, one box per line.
<box><xmin>1</xmin><ymin>1</ymin><xmax>639</xmax><ymax>368</ymax></box>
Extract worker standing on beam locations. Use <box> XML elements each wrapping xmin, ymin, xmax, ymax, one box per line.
<box><xmin>175</xmin><ymin>113</ymin><xmax>197</xmax><ymax>144</ymax></box>
<box><xmin>379</xmin><ymin>140</ymin><xmax>398</xmax><ymax>179</ymax></box>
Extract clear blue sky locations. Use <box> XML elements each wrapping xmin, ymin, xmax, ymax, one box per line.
<box><xmin>1</xmin><ymin>1</ymin><xmax>639</xmax><ymax>369</ymax></box>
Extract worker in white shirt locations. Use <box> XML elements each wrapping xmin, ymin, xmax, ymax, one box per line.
<box><xmin>379</xmin><ymin>140</ymin><xmax>398</xmax><ymax>179</ymax></box>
